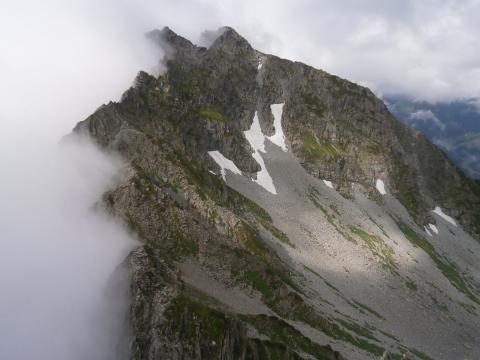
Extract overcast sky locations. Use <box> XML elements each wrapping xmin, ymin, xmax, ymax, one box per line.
<box><xmin>126</xmin><ymin>0</ymin><xmax>480</xmax><ymax>103</ymax></box>
<box><xmin>3</xmin><ymin>0</ymin><xmax>480</xmax><ymax>117</ymax></box>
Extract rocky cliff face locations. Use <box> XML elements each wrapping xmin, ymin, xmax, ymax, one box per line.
<box><xmin>74</xmin><ymin>27</ymin><xmax>480</xmax><ymax>360</ymax></box>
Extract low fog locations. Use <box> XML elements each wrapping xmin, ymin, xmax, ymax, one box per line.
<box><xmin>0</xmin><ymin>138</ymin><xmax>135</xmax><ymax>359</ymax></box>
<box><xmin>0</xmin><ymin>1</ymin><xmax>162</xmax><ymax>359</ymax></box>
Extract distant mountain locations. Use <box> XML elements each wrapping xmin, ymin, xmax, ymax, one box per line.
<box><xmin>385</xmin><ymin>96</ymin><xmax>480</xmax><ymax>179</ymax></box>
<box><xmin>71</xmin><ymin>27</ymin><xmax>480</xmax><ymax>360</ymax></box>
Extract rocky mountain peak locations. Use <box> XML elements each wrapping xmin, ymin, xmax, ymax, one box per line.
<box><xmin>208</xmin><ymin>26</ymin><xmax>253</xmax><ymax>53</ymax></box>
<box><xmin>147</xmin><ymin>26</ymin><xmax>198</xmax><ymax>60</ymax></box>
<box><xmin>73</xmin><ymin>26</ymin><xmax>480</xmax><ymax>360</ymax></box>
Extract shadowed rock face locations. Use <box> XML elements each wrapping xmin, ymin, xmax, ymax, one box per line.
<box><xmin>73</xmin><ymin>27</ymin><xmax>480</xmax><ymax>360</ymax></box>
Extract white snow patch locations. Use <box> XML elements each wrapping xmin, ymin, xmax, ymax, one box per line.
<box><xmin>208</xmin><ymin>151</ymin><xmax>242</xmax><ymax>181</ymax></box>
<box><xmin>428</xmin><ymin>223</ymin><xmax>439</xmax><ymax>234</ymax></box>
<box><xmin>257</xmin><ymin>60</ymin><xmax>263</xmax><ymax>70</ymax></box>
<box><xmin>424</xmin><ymin>226</ymin><xmax>433</xmax><ymax>237</ymax></box>
<box><xmin>244</xmin><ymin>112</ymin><xmax>277</xmax><ymax>194</ymax></box>
<box><xmin>251</xmin><ymin>151</ymin><xmax>277</xmax><ymax>194</ymax></box>
<box><xmin>375</xmin><ymin>179</ymin><xmax>387</xmax><ymax>195</ymax></box>
<box><xmin>432</xmin><ymin>206</ymin><xmax>457</xmax><ymax>227</ymax></box>
<box><xmin>267</xmin><ymin>103</ymin><xmax>287</xmax><ymax>151</ymax></box>
<box><xmin>244</xmin><ymin>112</ymin><xmax>265</xmax><ymax>152</ymax></box>
<box><xmin>323</xmin><ymin>180</ymin><xmax>334</xmax><ymax>189</ymax></box>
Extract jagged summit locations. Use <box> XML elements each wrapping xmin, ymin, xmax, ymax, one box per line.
<box><xmin>147</xmin><ymin>26</ymin><xmax>253</xmax><ymax>59</ymax></box>
<box><xmin>73</xmin><ymin>26</ymin><xmax>480</xmax><ymax>360</ymax></box>
<box><xmin>209</xmin><ymin>26</ymin><xmax>253</xmax><ymax>51</ymax></box>
<box><xmin>146</xmin><ymin>26</ymin><xmax>198</xmax><ymax>59</ymax></box>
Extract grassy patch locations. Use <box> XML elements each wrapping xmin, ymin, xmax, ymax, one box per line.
<box><xmin>288</xmin><ymin>301</ymin><xmax>384</xmax><ymax>356</ymax></box>
<box><xmin>350</xmin><ymin>226</ymin><xmax>398</xmax><ymax>275</ymax></box>
<box><xmin>199</xmin><ymin>107</ymin><xmax>228</xmax><ymax>123</ymax></box>
<box><xmin>351</xmin><ymin>300</ymin><xmax>384</xmax><ymax>320</ymax></box>
<box><xmin>242</xmin><ymin>314</ymin><xmax>345</xmax><ymax>360</ymax></box>
<box><xmin>244</xmin><ymin>271</ymin><xmax>273</xmax><ymax>297</ymax></box>
<box><xmin>165</xmin><ymin>291</ymin><xmax>345</xmax><ymax>359</ymax></box>
<box><xmin>405</xmin><ymin>277</ymin><xmax>417</xmax><ymax>291</ymax></box>
<box><xmin>396</xmin><ymin>220</ymin><xmax>479</xmax><ymax>303</ymax></box>
<box><xmin>164</xmin><ymin>293</ymin><xmax>228</xmax><ymax>341</ymax></box>
<box><xmin>235</xmin><ymin>221</ymin><xmax>268</xmax><ymax>259</ymax></box>
<box><xmin>260</xmin><ymin>220</ymin><xmax>294</xmax><ymax>247</ymax></box>
<box><xmin>172</xmin><ymin>232</ymin><xmax>199</xmax><ymax>257</ymax></box>
<box><xmin>409</xmin><ymin>348</ymin><xmax>434</xmax><ymax>360</ymax></box>
<box><xmin>300</xmin><ymin>131</ymin><xmax>340</xmax><ymax>162</ymax></box>
<box><xmin>336</xmin><ymin>318</ymin><xmax>378</xmax><ymax>341</ymax></box>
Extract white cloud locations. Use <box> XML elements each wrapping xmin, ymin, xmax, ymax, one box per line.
<box><xmin>409</xmin><ymin>109</ymin><xmax>445</xmax><ymax>130</ymax></box>
<box><xmin>0</xmin><ymin>1</ymin><xmax>146</xmax><ymax>359</ymax></box>
<box><xmin>4</xmin><ymin>0</ymin><xmax>473</xmax><ymax>104</ymax></box>
<box><xmin>93</xmin><ymin>0</ymin><xmax>480</xmax><ymax>103</ymax></box>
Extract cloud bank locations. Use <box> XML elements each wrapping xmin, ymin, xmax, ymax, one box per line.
<box><xmin>4</xmin><ymin>0</ymin><xmax>472</xmax><ymax>105</ymax></box>
<box><xmin>0</xmin><ymin>137</ymin><xmax>135</xmax><ymax>360</ymax></box>
<box><xmin>197</xmin><ymin>0</ymin><xmax>480</xmax><ymax>103</ymax></box>
<box><xmin>410</xmin><ymin>109</ymin><xmax>446</xmax><ymax>130</ymax></box>
<box><xmin>101</xmin><ymin>0</ymin><xmax>480</xmax><ymax>103</ymax></box>
<box><xmin>0</xmin><ymin>1</ymin><xmax>157</xmax><ymax>359</ymax></box>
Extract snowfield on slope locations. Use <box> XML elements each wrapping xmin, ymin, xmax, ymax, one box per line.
<box><xmin>428</xmin><ymin>223</ymin><xmax>439</xmax><ymax>234</ymax></box>
<box><xmin>208</xmin><ymin>150</ymin><xmax>242</xmax><ymax>180</ymax></box>
<box><xmin>433</xmin><ymin>206</ymin><xmax>457</xmax><ymax>226</ymax></box>
<box><xmin>244</xmin><ymin>111</ymin><xmax>277</xmax><ymax>194</ymax></box>
<box><xmin>376</xmin><ymin>179</ymin><xmax>387</xmax><ymax>195</ymax></box>
<box><xmin>267</xmin><ymin>103</ymin><xmax>287</xmax><ymax>151</ymax></box>
<box><xmin>323</xmin><ymin>180</ymin><xmax>334</xmax><ymax>189</ymax></box>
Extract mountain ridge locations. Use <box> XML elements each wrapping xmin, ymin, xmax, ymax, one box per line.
<box><xmin>73</xmin><ymin>27</ymin><xmax>480</xmax><ymax>360</ymax></box>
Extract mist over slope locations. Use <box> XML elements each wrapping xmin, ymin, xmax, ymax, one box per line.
<box><xmin>0</xmin><ymin>2</ymin><xmax>161</xmax><ymax>359</ymax></box>
<box><xmin>386</xmin><ymin>96</ymin><xmax>480</xmax><ymax>180</ymax></box>
<box><xmin>0</xmin><ymin>137</ymin><xmax>135</xmax><ymax>360</ymax></box>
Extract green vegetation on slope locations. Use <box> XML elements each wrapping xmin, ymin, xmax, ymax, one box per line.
<box><xmin>350</xmin><ymin>226</ymin><xmax>398</xmax><ymax>275</ymax></box>
<box><xmin>308</xmin><ymin>187</ymin><xmax>356</xmax><ymax>243</ymax></box>
<box><xmin>350</xmin><ymin>300</ymin><xmax>384</xmax><ymax>320</ymax></box>
<box><xmin>300</xmin><ymin>131</ymin><xmax>340</xmax><ymax>162</ymax></box>
<box><xmin>241</xmin><ymin>314</ymin><xmax>344</xmax><ymax>360</ymax></box>
<box><xmin>405</xmin><ymin>277</ymin><xmax>418</xmax><ymax>291</ymax></box>
<box><xmin>244</xmin><ymin>271</ymin><xmax>273</xmax><ymax>297</ymax></box>
<box><xmin>199</xmin><ymin>107</ymin><xmax>229</xmax><ymax>123</ymax></box>
<box><xmin>396</xmin><ymin>220</ymin><xmax>479</xmax><ymax>303</ymax></box>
